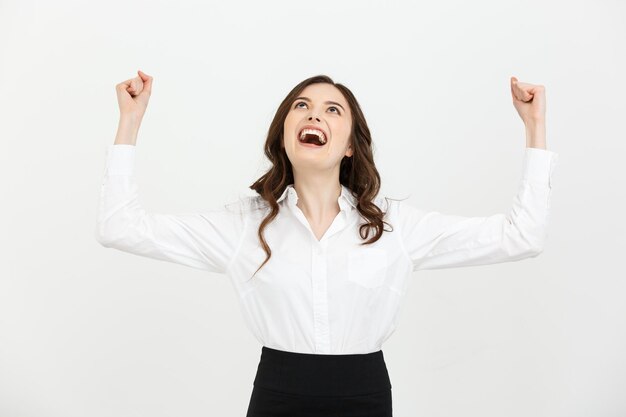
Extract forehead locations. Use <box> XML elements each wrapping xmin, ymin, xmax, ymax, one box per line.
<box><xmin>299</xmin><ymin>83</ymin><xmax>348</xmax><ymax>107</ymax></box>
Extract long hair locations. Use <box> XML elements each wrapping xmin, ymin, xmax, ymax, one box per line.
<box><xmin>248</xmin><ymin>75</ymin><xmax>395</xmax><ymax>278</ymax></box>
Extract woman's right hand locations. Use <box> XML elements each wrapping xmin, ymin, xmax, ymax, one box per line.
<box><xmin>116</xmin><ymin>70</ymin><xmax>153</xmax><ymax>122</ymax></box>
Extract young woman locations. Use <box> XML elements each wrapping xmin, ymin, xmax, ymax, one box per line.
<box><xmin>97</xmin><ymin>70</ymin><xmax>559</xmax><ymax>416</ymax></box>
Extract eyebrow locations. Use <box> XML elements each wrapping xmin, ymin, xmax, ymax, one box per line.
<box><xmin>294</xmin><ymin>96</ymin><xmax>346</xmax><ymax>112</ymax></box>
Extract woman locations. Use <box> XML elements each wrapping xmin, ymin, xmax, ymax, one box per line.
<box><xmin>97</xmin><ymin>70</ymin><xmax>559</xmax><ymax>416</ymax></box>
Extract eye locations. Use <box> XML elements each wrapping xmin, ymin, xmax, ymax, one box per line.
<box><xmin>294</xmin><ymin>101</ymin><xmax>341</xmax><ymax>115</ymax></box>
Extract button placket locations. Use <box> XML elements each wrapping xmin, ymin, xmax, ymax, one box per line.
<box><xmin>311</xmin><ymin>240</ymin><xmax>330</xmax><ymax>353</ymax></box>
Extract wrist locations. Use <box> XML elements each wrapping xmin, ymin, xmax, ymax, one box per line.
<box><xmin>115</xmin><ymin>117</ymin><xmax>140</xmax><ymax>145</ymax></box>
<box><xmin>524</xmin><ymin>117</ymin><xmax>545</xmax><ymax>128</ymax></box>
<box><xmin>119</xmin><ymin>114</ymin><xmax>142</xmax><ymax>129</ymax></box>
<box><xmin>524</xmin><ymin>120</ymin><xmax>546</xmax><ymax>149</ymax></box>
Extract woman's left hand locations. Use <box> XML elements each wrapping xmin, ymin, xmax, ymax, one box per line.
<box><xmin>510</xmin><ymin>76</ymin><xmax>546</xmax><ymax>125</ymax></box>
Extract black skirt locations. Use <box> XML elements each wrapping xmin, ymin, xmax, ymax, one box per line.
<box><xmin>245</xmin><ymin>346</ymin><xmax>393</xmax><ymax>417</ymax></box>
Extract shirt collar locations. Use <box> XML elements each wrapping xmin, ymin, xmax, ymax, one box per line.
<box><xmin>276</xmin><ymin>184</ymin><xmax>358</xmax><ymax>210</ymax></box>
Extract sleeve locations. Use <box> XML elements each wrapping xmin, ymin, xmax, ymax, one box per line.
<box><xmin>95</xmin><ymin>144</ymin><xmax>247</xmax><ymax>274</ymax></box>
<box><xmin>398</xmin><ymin>147</ymin><xmax>559</xmax><ymax>272</ymax></box>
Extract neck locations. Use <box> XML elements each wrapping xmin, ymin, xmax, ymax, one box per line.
<box><xmin>292</xmin><ymin>176</ymin><xmax>342</xmax><ymax>219</ymax></box>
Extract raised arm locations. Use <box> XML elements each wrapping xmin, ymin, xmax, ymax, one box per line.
<box><xmin>95</xmin><ymin>71</ymin><xmax>247</xmax><ymax>274</ymax></box>
<box><xmin>396</xmin><ymin>76</ymin><xmax>559</xmax><ymax>271</ymax></box>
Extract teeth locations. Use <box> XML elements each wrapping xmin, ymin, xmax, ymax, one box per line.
<box><xmin>299</xmin><ymin>128</ymin><xmax>327</xmax><ymax>144</ymax></box>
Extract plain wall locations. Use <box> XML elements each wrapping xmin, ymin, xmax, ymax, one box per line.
<box><xmin>1</xmin><ymin>0</ymin><xmax>624</xmax><ymax>416</ymax></box>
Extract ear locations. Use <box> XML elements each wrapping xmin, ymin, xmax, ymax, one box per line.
<box><xmin>345</xmin><ymin>144</ymin><xmax>353</xmax><ymax>158</ymax></box>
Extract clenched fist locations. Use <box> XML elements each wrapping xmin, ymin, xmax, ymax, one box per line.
<box><xmin>116</xmin><ymin>70</ymin><xmax>153</xmax><ymax>122</ymax></box>
<box><xmin>510</xmin><ymin>76</ymin><xmax>545</xmax><ymax>125</ymax></box>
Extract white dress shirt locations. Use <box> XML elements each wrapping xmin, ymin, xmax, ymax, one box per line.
<box><xmin>96</xmin><ymin>144</ymin><xmax>559</xmax><ymax>354</ymax></box>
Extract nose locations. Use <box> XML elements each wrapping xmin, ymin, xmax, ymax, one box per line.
<box><xmin>308</xmin><ymin>115</ymin><xmax>321</xmax><ymax>122</ymax></box>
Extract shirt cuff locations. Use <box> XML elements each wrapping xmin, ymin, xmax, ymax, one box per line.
<box><xmin>104</xmin><ymin>144</ymin><xmax>136</xmax><ymax>175</ymax></box>
<box><xmin>521</xmin><ymin>147</ymin><xmax>559</xmax><ymax>187</ymax></box>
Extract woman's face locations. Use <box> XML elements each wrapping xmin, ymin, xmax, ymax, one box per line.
<box><xmin>283</xmin><ymin>83</ymin><xmax>353</xmax><ymax>172</ymax></box>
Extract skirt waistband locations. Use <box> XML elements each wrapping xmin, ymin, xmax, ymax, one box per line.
<box><xmin>252</xmin><ymin>346</ymin><xmax>392</xmax><ymax>397</ymax></box>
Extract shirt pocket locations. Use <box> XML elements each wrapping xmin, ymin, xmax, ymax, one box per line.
<box><xmin>347</xmin><ymin>247</ymin><xmax>388</xmax><ymax>289</ymax></box>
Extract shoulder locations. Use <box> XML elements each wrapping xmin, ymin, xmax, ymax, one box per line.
<box><xmin>373</xmin><ymin>193</ymin><xmax>426</xmax><ymax>226</ymax></box>
<box><xmin>373</xmin><ymin>193</ymin><xmax>404</xmax><ymax>213</ymax></box>
<box><xmin>222</xmin><ymin>193</ymin><xmax>276</xmax><ymax>219</ymax></box>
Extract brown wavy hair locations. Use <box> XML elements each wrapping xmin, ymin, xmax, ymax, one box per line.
<box><xmin>248</xmin><ymin>74</ymin><xmax>397</xmax><ymax>278</ymax></box>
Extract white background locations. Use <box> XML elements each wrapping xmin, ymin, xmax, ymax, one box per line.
<box><xmin>1</xmin><ymin>0</ymin><xmax>625</xmax><ymax>416</ymax></box>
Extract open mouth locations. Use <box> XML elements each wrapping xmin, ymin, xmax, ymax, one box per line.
<box><xmin>298</xmin><ymin>128</ymin><xmax>327</xmax><ymax>147</ymax></box>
